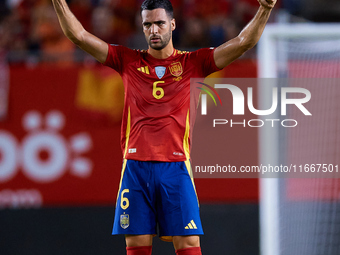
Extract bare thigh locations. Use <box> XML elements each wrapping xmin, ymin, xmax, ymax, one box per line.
<box><xmin>173</xmin><ymin>235</ymin><xmax>200</xmax><ymax>250</ymax></box>
<box><xmin>125</xmin><ymin>234</ymin><xmax>153</xmax><ymax>247</ymax></box>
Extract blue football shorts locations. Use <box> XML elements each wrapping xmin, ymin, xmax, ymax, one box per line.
<box><xmin>112</xmin><ymin>159</ymin><xmax>203</xmax><ymax>242</ymax></box>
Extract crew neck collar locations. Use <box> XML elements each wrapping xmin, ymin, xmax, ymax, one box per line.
<box><xmin>146</xmin><ymin>49</ymin><xmax>177</xmax><ymax>61</ymax></box>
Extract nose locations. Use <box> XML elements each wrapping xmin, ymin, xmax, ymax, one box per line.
<box><xmin>150</xmin><ymin>24</ymin><xmax>158</xmax><ymax>34</ymax></box>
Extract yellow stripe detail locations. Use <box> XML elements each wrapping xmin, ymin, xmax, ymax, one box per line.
<box><xmin>123</xmin><ymin>107</ymin><xmax>131</xmax><ymax>158</ymax></box>
<box><xmin>141</xmin><ymin>67</ymin><xmax>145</xmax><ymax>73</ymax></box>
<box><xmin>185</xmin><ymin>159</ymin><xmax>199</xmax><ymax>206</ymax></box>
<box><xmin>188</xmin><ymin>223</ymin><xmax>194</xmax><ymax>229</ymax></box>
<box><xmin>116</xmin><ymin>159</ymin><xmax>127</xmax><ymax>206</ymax></box>
<box><xmin>185</xmin><ymin>226</ymin><xmax>189</xmax><ymax>229</ymax></box>
<box><xmin>184</xmin><ymin>159</ymin><xmax>200</xmax><ymax>206</ymax></box>
<box><xmin>191</xmin><ymin>220</ymin><xmax>197</xmax><ymax>229</ymax></box>
<box><xmin>183</xmin><ymin>110</ymin><xmax>190</xmax><ymax>160</ymax></box>
<box><xmin>145</xmin><ymin>66</ymin><xmax>150</xmax><ymax>74</ymax></box>
<box><xmin>185</xmin><ymin>160</ymin><xmax>193</xmax><ymax>178</ymax></box>
<box><xmin>137</xmin><ymin>68</ymin><xmax>141</xmax><ymax>72</ymax></box>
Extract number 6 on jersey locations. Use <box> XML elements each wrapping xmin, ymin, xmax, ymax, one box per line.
<box><xmin>153</xmin><ymin>81</ymin><xmax>165</xmax><ymax>99</ymax></box>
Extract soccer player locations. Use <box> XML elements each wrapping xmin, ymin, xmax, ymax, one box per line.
<box><xmin>51</xmin><ymin>0</ymin><xmax>276</xmax><ymax>254</ymax></box>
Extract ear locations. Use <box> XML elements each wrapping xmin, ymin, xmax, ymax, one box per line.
<box><xmin>171</xmin><ymin>18</ymin><xmax>176</xmax><ymax>31</ymax></box>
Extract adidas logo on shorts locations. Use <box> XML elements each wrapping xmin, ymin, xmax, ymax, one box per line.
<box><xmin>185</xmin><ymin>220</ymin><xmax>197</xmax><ymax>229</ymax></box>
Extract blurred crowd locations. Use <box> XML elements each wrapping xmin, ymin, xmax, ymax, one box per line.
<box><xmin>0</xmin><ymin>0</ymin><xmax>277</xmax><ymax>66</ymax></box>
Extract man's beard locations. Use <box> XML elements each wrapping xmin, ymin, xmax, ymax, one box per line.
<box><xmin>147</xmin><ymin>28</ymin><xmax>172</xmax><ymax>50</ymax></box>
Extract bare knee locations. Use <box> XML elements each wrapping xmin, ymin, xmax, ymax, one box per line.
<box><xmin>125</xmin><ymin>234</ymin><xmax>153</xmax><ymax>247</ymax></box>
<box><xmin>173</xmin><ymin>235</ymin><xmax>200</xmax><ymax>250</ymax></box>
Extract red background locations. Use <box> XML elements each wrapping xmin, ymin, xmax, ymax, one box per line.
<box><xmin>0</xmin><ymin>60</ymin><xmax>258</xmax><ymax>206</ymax></box>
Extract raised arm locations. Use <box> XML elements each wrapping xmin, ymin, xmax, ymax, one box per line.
<box><xmin>51</xmin><ymin>0</ymin><xmax>108</xmax><ymax>63</ymax></box>
<box><xmin>214</xmin><ymin>0</ymin><xmax>276</xmax><ymax>69</ymax></box>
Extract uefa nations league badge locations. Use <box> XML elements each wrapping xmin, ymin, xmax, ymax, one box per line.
<box><xmin>120</xmin><ymin>213</ymin><xmax>129</xmax><ymax>229</ymax></box>
<box><xmin>155</xmin><ymin>66</ymin><xmax>166</xmax><ymax>79</ymax></box>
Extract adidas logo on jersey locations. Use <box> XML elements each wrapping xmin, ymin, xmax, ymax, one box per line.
<box><xmin>137</xmin><ymin>66</ymin><xmax>150</xmax><ymax>74</ymax></box>
<box><xmin>185</xmin><ymin>220</ymin><xmax>197</xmax><ymax>229</ymax></box>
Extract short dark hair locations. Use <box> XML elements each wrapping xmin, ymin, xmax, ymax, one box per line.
<box><xmin>141</xmin><ymin>0</ymin><xmax>174</xmax><ymax>19</ymax></box>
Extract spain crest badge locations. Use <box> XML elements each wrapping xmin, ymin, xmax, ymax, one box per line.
<box><xmin>120</xmin><ymin>214</ymin><xmax>129</xmax><ymax>229</ymax></box>
<box><xmin>169</xmin><ymin>62</ymin><xmax>183</xmax><ymax>77</ymax></box>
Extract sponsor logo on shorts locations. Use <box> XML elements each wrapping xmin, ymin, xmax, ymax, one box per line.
<box><xmin>120</xmin><ymin>213</ymin><xmax>129</xmax><ymax>229</ymax></box>
<box><xmin>185</xmin><ymin>220</ymin><xmax>197</xmax><ymax>229</ymax></box>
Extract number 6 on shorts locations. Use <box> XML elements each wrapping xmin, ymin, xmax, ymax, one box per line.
<box><xmin>120</xmin><ymin>189</ymin><xmax>129</xmax><ymax>210</ymax></box>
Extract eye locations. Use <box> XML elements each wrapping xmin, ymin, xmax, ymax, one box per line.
<box><xmin>143</xmin><ymin>23</ymin><xmax>151</xmax><ymax>28</ymax></box>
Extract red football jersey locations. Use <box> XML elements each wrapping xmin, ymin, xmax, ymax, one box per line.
<box><xmin>104</xmin><ymin>44</ymin><xmax>219</xmax><ymax>161</ymax></box>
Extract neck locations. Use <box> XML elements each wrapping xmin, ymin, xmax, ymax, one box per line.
<box><xmin>148</xmin><ymin>41</ymin><xmax>174</xmax><ymax>59</ymax></box>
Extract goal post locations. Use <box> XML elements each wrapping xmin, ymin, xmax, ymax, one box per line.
<box><xmin>257</xmin><ymin>23</ymin><xmax>340</xmax><ymax>255</ymax></box>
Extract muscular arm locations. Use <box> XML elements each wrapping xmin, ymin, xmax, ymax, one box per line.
<box><xmin>214</xmin><ymin>0</ymin><xmax>276</xmax><ymax>69</ymax></box>
<box><xmin>51</xmin><ymin>0</ymin><xmax>108</xmax><ymax>63</ymax></box>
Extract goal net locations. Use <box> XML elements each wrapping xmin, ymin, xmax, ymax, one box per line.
<box><xmin>258</xmin><ymin>24</ymin><xmax>340</xmax><ymax>255</ymax></box>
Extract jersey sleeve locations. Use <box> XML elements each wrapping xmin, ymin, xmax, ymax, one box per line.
<box><xmin>103</xmin><ymin>44</ymin><xmax>139</xmax><ymax>74</ymax></box>
<box><xmin>189</xmin><ymin>48</ymin><xmax>221</xmax><ymax>77</ymax></box>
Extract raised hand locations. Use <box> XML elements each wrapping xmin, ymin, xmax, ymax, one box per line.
<box><xmin>258</xmin><ymin>0</ymin><xmax>277</xmax><ymax>9</ymax></box>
